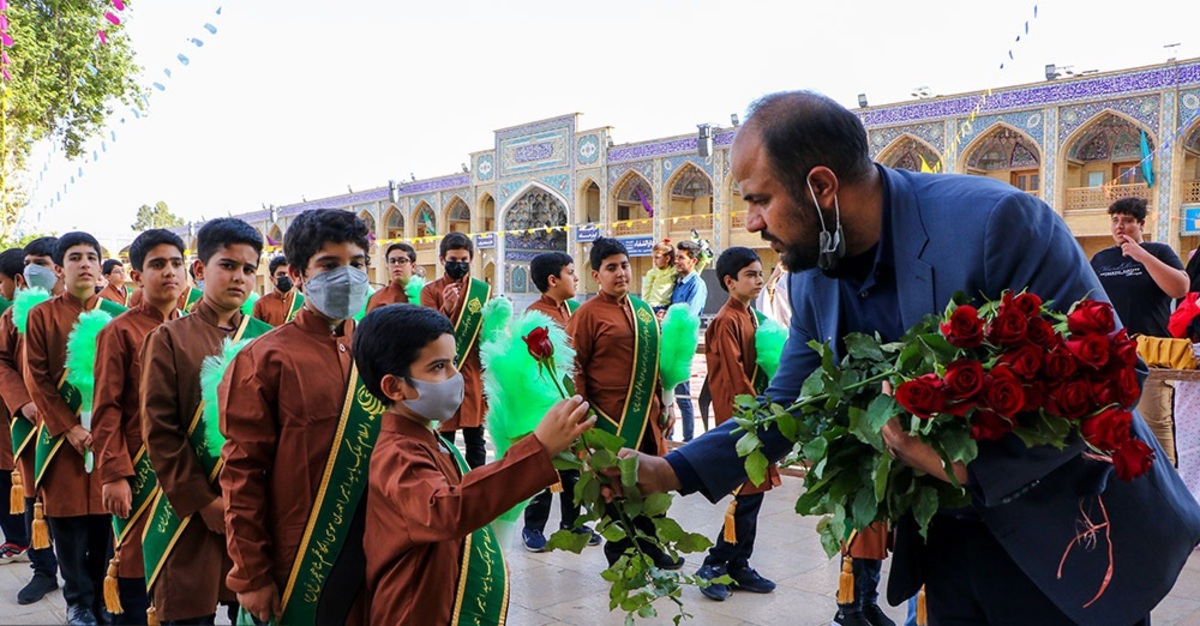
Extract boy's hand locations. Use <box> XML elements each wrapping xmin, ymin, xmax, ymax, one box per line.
<box><xmin>102</xmin><ymin>478</ymin><xmax>133</xmax><ymax>519</ymax></box>
<box><xmin>65</xmin><ymin>425</ymin><xmax>92</xmax><ymax>456</ymax></box>
<box><xmin>237</xmin><ymin>583</ymin><xmax>281</xmax><ymax>624</ymax></box>
<box><xmin>534</xmin><ymin>396</ymin><xmax>594</xmax><ymax>457</ymax></box>
<box><xmin>199</xmin><ymin>497</ymin><xmax>226</xmax><ymax>535</ymax></box>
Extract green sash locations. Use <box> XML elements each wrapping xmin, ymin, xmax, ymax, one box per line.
<box><xmin>751</xmin><ymin>310</ymin><xmax>770</xmax><ymax>395</ymax></box>
<box><xmin>451</xmin><ymin>278</ymin><xmax>491</xmax><ymax>369</ymax></box>
<box><xmin>285</xmin><ymin>291</ymin><xmax>306</xmax><ymax>324</ymax></box>
<box><xmin>182</xmin><ymin>287</ymin><xmax>203</xmax><ymax>314</ymax></box>
<box><xmin>443</xmin><ymin>435</ymin><xmax>509</xmax><ymax>626</ymax></box>
<box><xmin>593</xmin><ymin>295</ymin><xmax>660</xmax><ymax>450</ymax></box>
<box><xmin>565</xmin><ymin>299</ymin><xmax>580</xmax><ymax>316</ymax></box>
<box><xmin>112</xmin><ymin>447</ymin><xmax>157</xmax><ymax>547</ymax></box>
<box><xmin>142</xmin><ymin>313</ymin><xmax>273</xmax><ymax>590</ymax></box>
<box><xmin>278</xmin><ymin>364</ymin><xmax>384</xmax><ymax>624</ymax></box>
<box><xmin>0</xmin><ymin>299</ymin><xmax>32</xmax><ymax>461</ymax></box>
<box><xmin>33</xmin><ymin>297</ymin><xmax>128</xmax><ymax>488</ymax></box>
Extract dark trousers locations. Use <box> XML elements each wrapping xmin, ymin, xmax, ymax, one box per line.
<box><xmin>923</xmin><ymin>515</ymin><xmax>1149</xmax><ymax>626</ymax></box>
<box><xmin>23</xmin><ymin>497</ymin><xmax>57</xmax><ymax>577</ymax></box>
<box><xmin>0</xmin><ymin>472</ymin><xmax>27</xmax><ymax>546</ymax></box>
<box><xmin>524</xmin><ymin>470</ymin><xmax>581</xmax><ymax>532</ymax></box>
<box><xmin>845</xmin><ymin>558</ymin><xmax>882</xmax><ymax>611</ymax></box>
<box><xmin>47</xmin><ymin>514</ymin><xmax>111</xmax><ymax>611</ymax></box>
<box><xmin>703</xmin><ymin>491</ymin><xmax>763</xmax><ymax>572</ymax></box>
<box><xmin>113</xmin><ymin>577</ymin><xmax>150</xmax><ymax>626</ymax></box>
<box><xmin>602</xmin><ymin>504</ymin><xmax>669</xmax><ymax>567</ymax></box>
<box><xmin>444</xmin><ymin>426</ymin><xmax>486</xmax><ymax>469</ymax></box>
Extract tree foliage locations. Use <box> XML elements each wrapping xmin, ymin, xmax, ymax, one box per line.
<box><xmin>131</xmin><ymin>201</ymin><xmax>183</xmax><ymax>232</ymax></box>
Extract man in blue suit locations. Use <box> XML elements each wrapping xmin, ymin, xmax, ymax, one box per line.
<box><xmin>617</xmin><ymin>91</ymin><xmax>1200</xmax><ymax>625</ymax></box>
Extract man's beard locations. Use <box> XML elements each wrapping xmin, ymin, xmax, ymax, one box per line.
<box><xmin>761</xmin><ymin>230</ymin><xmax>819</xmax><ymax>271</ymax></box>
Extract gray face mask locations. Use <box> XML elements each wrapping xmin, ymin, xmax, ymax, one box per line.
<box><xmin>403</xmin><ymin>373</ymin><xmax>464</xmax><ymax>424</ymax></box>
<box><xmin>23</xmin><ymin>264</ymin><xmax>58</xmax><ymax>292</ymax></box>
<box><xmin>303</xmin><ymin>265</ymin><xmax>369</xmax><ymax>320</ymax></box>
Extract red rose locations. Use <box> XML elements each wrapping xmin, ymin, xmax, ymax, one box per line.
<box><xmin>997</xmin><ymin>344</ymin><xmax>1043</xmax><ymax>380</ymax></box>
<box><xmin>1013</xmin><ymin>293</ymin><xmax>1043</xmax><ymax>318</ymax></box>
<box><xmin>1080</xmin><ymin>407</ymin><xmax>1132</xmax><ymax>451</ymax></box>
<box><xmin>1067</xmin><ymin>300</ymin><xmax>1116</xmax><ymax>336</ymax></box>
<box><xmin>983</xmin><ymin>369</ymin><xmax>1026</xmax><ymax>417</ymax></box>
<box><xmin>1047</xmin><ymin>378</ymin><xmax>1091</xmax><ymax>420</ymax></box>
<box><xmin>1109</xmin><ymin>329</ymin><xmax>1139</xmax><ymax>367</ymax></box>
<box><xmin>1025</xmin><ymin>317</ymin><xmax>1060</xmax><ymax>349</ymax></box>
<box><xmin>986</xmin><ymin>310</ymin><xmax>1028</xmax><ymax>346</ymax></box>
<box><xmin>943</xmin><ymin>359</ymin><xmax>985</xmax><ymax>400</ymax></box>
<box><xmin>1042</xmin><ymin>345</ymin><xmax>1078</xmax><ymax>381</ymax></box>
<box><xmin>522</xmin><ymin>326</ymin><xmax>555</xmax><ymax>361</ymax></box>
<box><xmin>1022</xmin><ymin>381</ymin><xmax>1047</xmax><ymax>413</ymax></box>
<box><xmin>1114</xmin><ymin>367</ymin><xmax>1141</xmax><ymax>407</ymax></box>
<box><xmin>1063</xmin><ymin>334</ymin><xmax>1110</xmax><ymax>369</ymax></box>
<box><xmin>970</xmin><ymin>410</ymin><xmax>1014</xmax><ymax>442</ymax></box>
<box><xmin>1089</xmin><ymin>378</ymin><xmax>1117</xmax><ymax>407</ymax></box>
<box><xmin>1112</xmin><ymin>439</ymin><xmax>1155</xmax><ymax>481</ymax></box>
<box><xmin>941</xmin><ymin>305</ymin><xmax>985</xmax><ymax>349</ymax></box>
<box><xmin>895</xmin><ymin>374</ymin><xmax>947</xmax><ymax>419</ymax></box>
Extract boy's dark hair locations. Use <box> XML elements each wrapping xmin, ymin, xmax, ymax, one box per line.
<box><xmin>385</xmin><ymin>242</ymin><xmax>417</xmax><ymax>264</ymax></box>
<box><xmin>1108</xmin><ymin>197</ymin><xmax>1148</xmax><ymax>223</ymax></box>
<box><xmin>53</xmin><ymin>232</ymin><xmax>102</xmax><ymax>266</ymax></box>
<box><xmin>129</xmin><ymin>229</ymin><xmax>186</xmax><ymax>272</ymax></box>
<box><xmin>439</xmin><ymin>232</ymin><xmax>473</xmax><ymax>259</ymax></box>
<box><xmin>354</xmin><ymin>304</ymin><xmax>455</xmax><ymax>403</ymax></box>
<box><xmin>676</xmin><ymin>240</ymin><xmax>702</xmax><ymax>261</ymax></box>
<box><xmin>23</xmin><ymin>236</ymin><xmax>58</xmax><ymax>260</ymax></box>
<box><xmin>283</xmin><ymin>209</ymin><xmax>370</xmax><ymax>276</ymax></box>
<box><xmin>196</xmin><ymin>218</ymin><xmax>263</xmax><ymax>264</ymax></box>
<box><xmin>589</xmin><ymin>237</ymin><xmax>629</xmax><ymax>271</ymax></box>
<box><xmin>715</xmin><ymin>246</ymin><xmax>761</xmax><ymax>293</ymax></box>
<box><xmin>101</xmin><ymin>260</ymin><xmax>123</xmax><ymax>276</ymax></box>
<box><xmin>0</xmin><ymin>248</ymin><xmax>26</xmax><ymax>280</ymax></box>
<box><xmin>530</xmin><ymin>252</ymin><xmax>573</xmax><ymax>293</ymax></box>
<box><xmin>268</xmin><ymin>255</ymin><xmax>289</xmax><ymax>275</ymax></box>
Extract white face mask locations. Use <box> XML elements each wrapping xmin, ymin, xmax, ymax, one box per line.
<box><xmin>23</xmin><ymin>264</ymin><xmax>57</xmax><ymax>292</ymax></box>
<box><xmin>303</xmin><ymin>265</ymin><xmax>369</xmax><ymax>320</ymax></box>
<box><xmin>403</xmin><ymin>373</ymin><xmax>464</xmax><ymax>424</ymax></box>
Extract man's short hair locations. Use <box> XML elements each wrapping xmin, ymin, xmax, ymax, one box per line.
<box><xmin>283</xmin><ymin>209</ymin><xmax>370</xmax><ymax>275</ymax></box>
<box><xmin>101</xmin><ymin>259</ymin><xmax>123</xmax><ymax>276</ymax></box>
<box><xmin>268</xmin><ymin>255</ymin><xmax>289</xmax><ymax>275</ymax></box>
<box><xmin>743</xmin><ymin>91</ymin><xmax>874</xmax><ymax>205</ymax></box>
<box><xmin>715</xmin><ymin>246</ymin><xmax>761</xmax><ymax>293</ymax></box>
<box><xmin>1108</xmin><ymin>197</ymin><xmax>1148</xmax><ymax>223</ymax></box>
<box><xmin>589</xmin><ymin>237</ymin><xmax>629</xmax><ymax>271</ymax></box>
<box><xmin>23</xmin><ymin>236</ymin><xmax>58</xmax><ymax>260</ymax></box>
<box><xmin>439</xmin><ymin>232</ymin><xmax>473</xmax><ymax>259</ymax></box>
<box><xmin>385</xmin><ymin>242</ymin><xmax>417</xmax><ymax>264</ymax></box>
<box><xmin>353</xmin><ymin>304</ymin><xmax>454</xmax><ymax>403</ymax></box>
<box><xmin>53</xmin><ymin>232</ymin><xmax>102</xmax><ymax>266</ymax></box>
<box><xmin>0</xmin><ymin>249</ymin><xmax>26</xmax><ymax>280</ymax></box>
<box><xmin>530</xmin><ymin>252</ymin><xmax>573</xmax><ymax>293</ymax></box>
<box><xmin>676</xmin><ymin>240</ymin><xmax>702</xmax><ymax>261</ymax></box>
<box><xmin>128</xmin><ymin>229</ymin><xmax>186</xmax><ymax>272</ymax></box>
<box><xmin>196</xmin><ymin>218</ymin><xmax>263</xmax><ymax>264</ymax></box>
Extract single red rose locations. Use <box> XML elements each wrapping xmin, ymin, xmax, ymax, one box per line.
<box><xmin>944</xmin><ymin>359</ymin><xmax>985</xmax><ymax>400</ymax></box>
<box><xmin>522</xmin><ymin>326</ymin><xmax>555</xmax><ymax>361</ymax></box>
<box><xmin>983</xmin><ymin>370</ymin><xmax>1026</xmax><ymax>417</ymax></box>
<box><xmin>1043</xmin><ymin>345</ymin><xmax>1078</xmax><ymax>381</ymax></box>
<box><xmin>1089</xmin><ymin>378</ymin><xmax>1117</xmax><ymax>407</ymax></box>
<box><xmin>1114</xmin><ymin>367</ymin><xmax>1142</xmax><ymax>407</ymax></box>
<box><xmin>1022</xmin><ymin>381</ymin><xmax>1047</xmax><ymax>413</ymax></box>
<box><xmin>1109</xmin><ymin>329</ymin><xmax>1139</xmax><ymax>367</ymax></box>
<box><xmin>1025</xmin><ymin>317</ymin><xmax>1060</xmax><ymax>349</ymax></box>
<box><xmin>1112</xmin><ymin>438</ymin><xmax>1155</xmax><ymax>481</ymax></box>
<box><xmin>941</xmin><ymin>305</ymin><xmax>985</xmax><ymax>349</ymax></box>
<box><xmin>1013</xmin><ymin>293</ymin><xmax>1043</xmax><ymax>318</ymax></box>
<box><xmin>970</xmin><ymin>410</ymin><xmax>1014</xmax><ymax>442</ymax></box>
<box><xmin>1064</xmin><ymin>333</ymin><xmax>1110</xmax><ymax>369</ymax></box>
<box><xmin>986</xmin><ymin>310</ymin><xmax>1028</xmax><ymax>347</ymax></box>
<box><xmin>895</xmin><ymin>374</ymin><xmax>947</xmax><ymax>419</ymax></box>
<box><xmin>1047</xmin><ymin>378</ymin><xmax>1091</xmax><ymax>420</ymax></box>
<box><xmin>1067</xmin><ymin>300</ymin><xmax>1116</xmax><ymax>336</ymax></box>
<box><xmin>997</xmin><ymin>344</ymin><xmax>1043</xmax><ymax>380</ymax></box>
<box><xmin>1080</xmin><ymin>407</ymin><xmax>1132</xmax><ymax>451</ymax></box>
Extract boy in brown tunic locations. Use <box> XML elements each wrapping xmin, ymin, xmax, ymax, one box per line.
<box><xmin>250</xmin><ymin>255</ymin><xmax>299</xmax><ymax>326</ymax></box>
<box><xmin>140</xmin><ymin>218</ymin><xmax>263</xmax><ymax>624</ymax></box>
<box><xmin>23</xmin><ymin>232</ymin><xmax>111</xmax><ymax>625</ymax></box>
<box><xmin>97</xmin><ymin>260</ymin><xmax>131</xmax><ymax>306</ymax></box>
<box><xmin>92</xmin><ymin>230</ymin><xmax>187</xmax><ymax>623</ymax></box>
<box><xmin>366</xmin><ymin>242</ymin><xmax>417</xmax><ymax>312</ymax></box>
<box><xmin>356</xmin><ymin>304</ymin><xmax>593</xmax><ymax>625</ymax></box>
<box><xmin>0</xmin><ymin>248</ymin><xmax>31</xmax><ymax>561</ymax></box>
<box><xmin>220</xmin><ymin>210</ymin><xmax>372</xmax><ymax>625</ymax></box>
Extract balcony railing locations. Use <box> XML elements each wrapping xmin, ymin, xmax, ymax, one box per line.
<box><xmin>414</xmin><ymin>238</ymin><xmax>439</xmax><ymax>252</ymax></box>
<box><xmin>666</xmin><ymin>213</ymin><xmax>714</xmax><ymax>234</ymax></box>
<box><xmin>613</xmin><ymin>219</ymin><xmax>653</xmax><ymax>237</ymax></box>
<box><xmin>1065</xmin><ymin>183</ymin><xmax>1153</xmax><ymax>211</ymax></box>
<box><xmin>731</xmin><ymin>211</ymin><xmax>747</xmax><ymax>229</ymax></box>
<box><xmin>1183</xmin><ymin>180</ymin><xmax>1200</xmax><ymax>205</ymax></box>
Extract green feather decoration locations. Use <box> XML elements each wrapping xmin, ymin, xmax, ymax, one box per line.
<box><xmin>480</xmin><ymin>297</ymin><xmax>513</xmax><ymax>346</ymax></box>
<box><xmin>13</xmin><ymin>287</ymin><xmax>50</xmax><ymax>335</ymax></box>
<box><xmin>404</xmin><ymin>276</ymin><xmax>425</xmax><ymax>304</ymax></box>
<box><xmin>240</xmin><ymin>291</ymin><xmax>260</xmax><ymax>317</ymax></box>
<box><xmin>659</xmin><ymin>303</ymin><xmax>700</xmax><ymax>389</ymax></box>
<box><xmin>352</xmin><ymin>285</ymin><xmax>376</xmax><ymax>322</ymax></box>
<box><xmin>65</xmin><ymin>309</ymin><xmax>115</xmax><ymax>416</ymax></box>
<box><xmin>199</xmin><ymin>337</ymin><xmax>252</xmax><ymax>461</ymax></box>
<box><xmin>754</xmin><ymin>317</ymin><xmax>789</xmax><ymax>379</ymax></box>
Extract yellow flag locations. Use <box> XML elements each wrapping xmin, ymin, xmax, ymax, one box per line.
<box><xmin>919</xmin><ymin>154</ymin><xmax>935</xmax><ymax>173</ymax></box>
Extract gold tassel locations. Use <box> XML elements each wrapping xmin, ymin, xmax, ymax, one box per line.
<box><xmin>836</xmin><ymin>555</ymin><xmax>855</xmax><ymax>605</ymax></box>
<box><xmin>146</xmin><ymin>605</ymin><xmax>159</xmax><ymax>626</ymax></box>
<box><xmin>31</xmin><ymin>501</ymin><xmax>50</xmax><ymax>550</ymax></box>
<box><xmin>549</xmin><ymin>480</ymin><xmax>563</xmax><ymax>494</ymax></box>
<box><xmin>9</xmin><ymin>470</ymin><xmax>24</xmax><ymax>515</ymax></box>
<box><xmin>104</xmin><ymin>557</ymin><xmax>124</xmax><ymax>614</ymax></box>
<box><xmin>916</xmin><ymin>585</ymin><xmax>928</xmax><ymax>626</ymax></box>
<box><xmin>722</xmin><ymin>498</ymin><xmax>738</xmax><ymax>544</ymax></box>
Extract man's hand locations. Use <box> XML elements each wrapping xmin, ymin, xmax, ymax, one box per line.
<box><xmin>65</xmin><ymin>425</ymin><xmax>92</xmax><ymax>456</ymax></box>
<box><xmin>1119</xmin><ymin>234</ymin><xmax>1150</xmax><ymax>262</ymax></box>
<box><xmin>881</xmin><ymin>417</ymin><xmax>968</xmax><ymax>485</ymax></box>
<box><xmin>19</xmin><ymin>402</ymin><xmax>38</xmax><ymax>423</ymax></box>
<box><xmin>441</xmin><ymin>282</ymin><xmax>462</xmax><ymax>314</ymax></box>
<box><xmin>198</xmin><ymin>497</ymin><xmax>226</xmax><ymax>535</ymax></box>
<box><xmin>598</xmin><ymin>450</ymin><xmax>682</xmax><ymax>501</ymax></box>
<box><xmin>533</xmin><ymin>396</ymin><xmax>595</xmax><ymax>457</ymax></box>
<box><xmin>237</xmin><ymin>584</ymin><xmax>281</xmax><ymax>624</ymax></box>
<box><xmin>102</xmin><ymin>479</ymin><xmax>133</xmax><ymax>518</ymax></box>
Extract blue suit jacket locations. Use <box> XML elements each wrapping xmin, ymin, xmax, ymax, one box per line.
<box><xmin>670</xmin><ymin>166</ymin><xmax>1200</xmax><ymax>624</ymax></box>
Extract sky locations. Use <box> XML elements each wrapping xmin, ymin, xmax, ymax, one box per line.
<box><xmin>17</xmin><ymin>0</ymin><xmax>1200</xmax><ymax>249</ymax></box>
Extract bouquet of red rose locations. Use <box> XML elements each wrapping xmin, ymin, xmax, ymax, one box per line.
<box><xmin>733</xmin><ymin>291</ymin><xmax>1156</xmax><ymax>555</ymax></box>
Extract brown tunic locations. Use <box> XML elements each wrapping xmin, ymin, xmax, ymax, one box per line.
<box><xmin>704</xmin><ymin>299</ymin><xmax>780</xmax><ymax>495</ymax></box>
<box><xmin>566</xmin><ymin>291</ymin><xmax>666</xmax><ymax>456</ymax></box>
<box><xmin>365</xmin><ymin>281</ymin><xmax>411</xmax><ymax>313</ymax></box>
<box><xmin>420</xmin><ymin>276</ymin><xmax>485</xmax><ymax>430</ymax></box>
<box><xmin>132</xmin><ymin>288</ymin><xmax>192</xmax><ymax>311</ymax></box>
<box><xmin>23</xmin><ymin>293</ymin><xmax>106</xmax><ymax>517</ymax></box>
<box><xmin>92</xmin><ymin>303</ymin><xmax>177</xmax><ymax>577</ymax></box>
<box><xmin>97</xmin><ymin>283</ymin><xmax>130</xmax><ymax>306</ymax></box>
<box><xmin>365</xmin><ymin>414</ymin><xmax>557</xmax><ymax>625</ymax></box>
<box><xmin>525</xmin><ymin>293</ymin><xmax>571</xmax><ymax>328</ymax></box>
<box><xmin>219</xmin><ymin>308</ymin><xmax>356</xmax><ymax>602</ymax></box>
<box><xmin>0</xmin><ymin>307</ymin><xmax>33</xmax><ymax>491</ymax></box>
<box><xmin>140</xmin><ymin>300</ymin><xmax>241</xmax><ymax>620</ymax></box>
<box><xmin>250</xmin><ymin>289</ymin><xmax>298</xmax><ymax>327</ymax></box>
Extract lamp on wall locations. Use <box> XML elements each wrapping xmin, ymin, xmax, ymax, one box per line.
<box><xmin>697</xmin><ymin>124</ymin><xmax>713</xmax><ymax>158</ymax></box>
<box><xmin>388</xmin><ymin>179</ymin><xmax>399</xmax><ymax>204</ymax></box>
<box><xmin>858</xmin><ymin>93</ymin><xmax>869</xmax><ymax>108</ymax></box>
<box><xmin>730</xmin><ymin>113</ymin><xmax>740</xmax><ymax>127</ymax></box>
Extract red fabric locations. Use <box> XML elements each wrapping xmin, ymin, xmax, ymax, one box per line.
<box><xmin>1168</xmin><ymin>292</ymin><xmax>1200</xmax><ymax>339</ymax></box>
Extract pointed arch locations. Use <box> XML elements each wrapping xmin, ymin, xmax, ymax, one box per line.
<box><xmin>959</xmin><ymin>122</ymin><xmax>1043</xmax><ymax>195</ymax></box>
<box><xmin>611</xmin><ymin>170</ymin><xmax>654</xmax><ymax>230</ymax></box>
<box><xmin>663</xmin><ymin>162</ymin><xmax>714</xmax><ymax>234</ymax></box>
<box><xmin>578</xmin><ymin>177</ymin><xmax>602</xmax><ymax>224</ymax></box>
<box><xmin>1060</xmin><ymin>109</ymin><xmax>1157</xmax><ymax>234</ymax></box>
<box><xmin>414</xmin><ymin>202</ymin><xmax>437</xmax><ymax>237</ymax></box>
<box><xmin>358</xmin><ymin>211</ymin><xmax>376</xmax><ymax>235</ymax></box>
<box><xmin>478</xmin><ymin>192</ymin><xmax>496</xmax><ymax>233</ymax></box>
<box><xmin>498</xmin><ymin>181</ymin><xmax>570</xmax><ymax>227</ymax></box>
<box><xmin>267</xmin><ymin>224</ymin><xmax>283</xmax><ymax>246</ymax></box>
<box><xmin>444</xmin><ymin>196</ymin><xmax>471</xmax><ymax>234</ymax></box>
<box><xmin>877</xmin><ymin>134</ymin><xmax>942</xmax><ymax>172</ymax></box>
<box><xmin>383</xmin><ymin>205</ymin><xmax>405</xmax><ymax>239</ymax></box>
<box><xmin>1179</xmin><ymin>117</ymin><xmax>1200</xmax><ymax>205</ymax></box>
<box><xmin>1062</xmin><ymin>109</ymin><xmax>1156</xmax><ymax>164</ymax></box>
